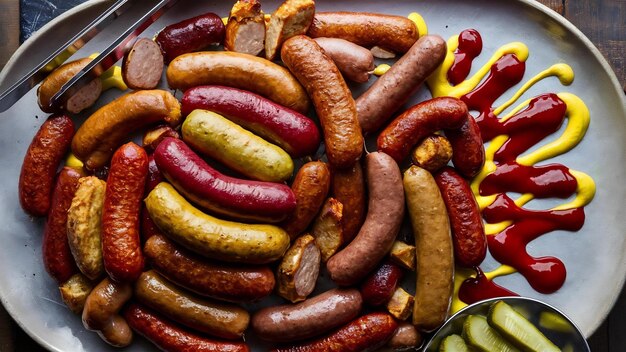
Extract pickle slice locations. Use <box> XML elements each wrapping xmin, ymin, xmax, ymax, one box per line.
<box><xmin>439</xmin><ymin>334</ymin><xmax>470</xmax><ymax>352</ymax></box>
<box><xmin>462</xmin><ymin>315</ymin><xmax>521</xmax><ymax>352</ymax></box>
<box><xmin>488</xmin><ymin>301</ymin><xmax>561</xmax><ymax>352</ymax></box>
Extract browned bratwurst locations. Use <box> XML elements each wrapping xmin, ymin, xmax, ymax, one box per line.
<box><xmin>326</xmin><ymin>152</ymin><xmax>404</xmax><ymax>286</ymax></box>
<box><xmin>82</xmin><ymin>277</ymin><xmax>133</xmax><ymax>347</ymax></box>
<box><xmin>134</xmin><ymin>270</ymin><xmax>249</xmax><ymax>339</ymax></box>
<box><xmin>124</xmin><ymin>304</ymin><xmax>250</xmax><ymax>352</ymax></box>
<box><xmin>252</xmin><ymin>288</ymin><xmax>362</xmax><ymax>342</ymax></box>
<box><xmin>19</xmin><ymin>114</ymin><xmax>74</xmax><ymax>217</ymax></box>
<box><xmin>144</xmin><ymin>234</ymin><xmax>275</xmax><ymax>302</ymax></box>
<box><xmin>357</xmin><ymin>35</ymin><xmax>447</xmax><ymax>132</ymax></box>
<box><xmin>313</xmin><ymin>37</ymin><xmax>374</xmax><ymax>83</ymax></box>
<box><xmin>331</xmin><ymin>162</ymin><xmax>366</xmax><ymax>244</ymax></box>
<box><xmin>281</xmin><ymin>161</ymin><xmax>331</xmax><ymax>239</ymax></box>
<box><xmin>281</xmin><ymin>35</ymin><xmax>364</xmax><ymax>169</ymax></box>
<box><xmin>308</xmin><ymin>12</ymin><xmax>418</xmax><ymax>53</ymax></box>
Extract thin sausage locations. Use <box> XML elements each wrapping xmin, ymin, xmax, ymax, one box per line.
<box><xmin>313</xmin><ymin>37</ymin><xmax>374</xmax><ymax>83</ymax></box>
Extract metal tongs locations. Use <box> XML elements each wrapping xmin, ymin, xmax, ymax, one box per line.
<box><xmin>0</xmin><ymin>0</ymin><xmax>178</xmax><ymax>113</ymax></box>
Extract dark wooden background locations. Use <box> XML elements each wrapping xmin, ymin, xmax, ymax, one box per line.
<box><xmin>0</xmin><ymin>0</ymin><xmax>624</xmax><ymax>351</ymax></box>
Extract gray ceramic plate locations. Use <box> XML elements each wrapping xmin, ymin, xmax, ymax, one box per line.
<box><xmin>1</xmin><ymin>0</ymin><xmax>625</xmax><ymax>351</ymax></box>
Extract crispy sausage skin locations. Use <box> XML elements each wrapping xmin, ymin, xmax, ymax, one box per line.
<box><xmin>145</xmin><ymin>182</ymin><xmax>290</xmax><ymax>264</ymax></box>
<box><xmin>71</xmin><ymin>89</ymin><xmax>181</xmax><ymax>170</ymax></box>
<box><xmin>181</xmin><ymin>86</ymin><xmax>320</xmax><ymax>158</ymax></box>
<box><xmin>331</xmin><ymin>163</ymin><xmax>366</xmax><ymax>244</ymax></box>
<box><xmin>82</xmin><ymin>277</ymin><xmax>133</xmax><ymax>347</ymax></box>
<box><xmin>281</xmin><ymin>35</ymin><xmax>364</xmax><ymax>169</ymax></box>
<box><xmin>313</xmin><ymin>37</ymin><xmax>374</xmax><ymax>83</ymax></box>
<box><xmin>378</xmin><ymin>97</ymin><xmax>468</xmax><ymax>163</ymax></box>
<box><xmin>277</xmin><ymin>234</ymin><xmax>321</xmax><ymax>303</ymax></box>
<box><xmin>308</xmin><ymin>12</ymin><xmax>418</xmax><ymax>53</ymax></box>
<box><xmin>155</xmin><ymin>137</ymin><xmax>296</xmax><ymax>223</ymax></box>
<box><xmin>404</xmin><ymin>165</ymin><xmax>454</xmax><ymax>332</ymax></box>
<box><xmin>435</xmin><ymin>167</ymin><xmax>487</xmax><ymax>268</ymax></box>
<box><xmin>42</xmin><ymin>167</ymin><xmax>83</xmax><ymax>283</ymax></box>
<box><xmin>281</xmin><ymin>161</ymin><xmax>332</xmax><ymax>239</ymax></box>
<box><xmin>357</xmin><ymin>35</ymin><xmax>447</xmax><ymax>132</ymax></box>
<box><xmin>37</xmin><ymin>58</ymin><xmax>101</xmax><ymax>114</ymax></box>
<box><xmin>326</xmin><ymin>152</ymin><xmax>404</xmax><ymax>286</ymax></box>
<box><xmin>134</xmin><ymin>270</ymin><xmax>250</xmax><ymax>339</ymax></box>
<box><xmin>271</xmin><ymin>312</ymin><xmax>398</xmax><ymax>352</ymax></box>
<box><xmin>156</xmin><ymin>12</ymin><xmax>225</xmax><ymax>63</ymax></box>
<box><xmin>19</xmin><ymin>114</ymin><xmax>74</xmax><ymax>217</ymax></box>
<box><xmin>102</xmin><ymin>142</ymin><xmax>148</xmax><ymax>282</ymax></box>
<box><xmin>167</xmin><ymin>51</ymin><xmax>310</xmax><ymax>114</ymax></box>
<box><xmin>252</xmin><ymin>288</ymin><xmax>362</xmax><ymax>342</ymax></box>
<box><xmin>124</xmin><ymin>304</ymin><xmax>250</xmax><ymax>352</ymax></box>
<box><xmin>446</xmin><ymin>115</ymin><xmax>485</xmax><ymax>178</ymax></box>
<box><xmin>144</xmin><ymin>234</ymin><xmax>275</xmax><ymax>302</ymax></box>
<box><xmin>360</xmin><ymin>260</ymin><xmax>404</xmax><ymax>306</ymax></box>
<box><xmin>122</xmin><ymin>38</ymin><xmax>164</xmax><ymax>90</ymax></box>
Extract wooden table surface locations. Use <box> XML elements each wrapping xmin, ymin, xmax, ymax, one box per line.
<box><xmin>0</xmin><ymin>0</ymin><xmax>624</xmax><ymax>351</ymax></box>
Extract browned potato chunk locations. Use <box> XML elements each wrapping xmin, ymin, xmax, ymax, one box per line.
<box><xmin>277</xmin><ymin>234</ymin><xmax>321</xmax><ymax>303</ymax></box>
<box><xmin>265</xmin><ymin>0</ymin><xmax>315</xmax><ymax>60</ymax></box>
<box><xmin>59</xmin><ymin>273</ymin><xmax>95</xmax><ymax>314</ymax></box>
<box><xmin>311</xmin><ymin>198</ymin><xmax>344</xmax><ymax>262</ymax></box>
<box><xmin>67</xmin><ymin>176</ymin><xmax>106</xmax><ymax>280</ymax></box>
<box><xmin>390</xmin><ymin>240</ymin><xmax>416</xmax><ymax>271</ymax></box>
<box><xmin>411</xmin><ymin>134</ymin><xmax>453</xmax><ymax>173</ymax></box>
<box><xmin>225</xmin><ymin>0</ymin><xmax>266</xmax><ymax>56</ymax></box>
<box><xmin>387</xmin><ymin>287</ymin><xmax>414</xmax><ymax>321</ymax></box>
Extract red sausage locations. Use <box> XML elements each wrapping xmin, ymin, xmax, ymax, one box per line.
<box><xmin>182</xmin><ymin>86</ymin><xmax>320</xmax><ymax>157</ymax></box>
<box><xmin>271</xmin><ymin>312</ymin><xmax>398</xmax><ymax>352</ymax></box>
<box><xmin>326</xmin><ymin>152</ymin><xmax>404</xmax><ymax>286</ymax></box>
<box><xmin>434</xmin><ymin>167</ymin><xmax>487</xmax><ymax>267</ymax></box>
<box><xmin>19</xmin><ymin>115</ymin><xmax>74</xmax><ymax>217</ymax></box>
<box><xmin>446</xmin><ymin>114</ymin><xmax>485</xmax><ymax>178</ymax></box>
<box><xmin>141</xmin><ymin>155</ymin><xmax>164</xmax><ymax>242</ymax></box>
<box><xmin>154</xmin><ymin>137</ymin><xmax>296</xmax><ymax>223</ymax></box>
<box><xmin>102</xmin><ymin>142</ymin><xmax>148</xmax><ymax>282</ymax></box>
<box><xmin>377</xmin><ymin>97</ymin><xmax>469</xmax><ymax>163</ymax></box>
<box><xmin>144</xmin><ymin>234</ymin><xmax>275</xmax><ymax>302</ymax></box>
<box><xmin>123</xmin><ymin>304</ymin><xmax>250</xmax><ymax>352</ymax></box>
<box><xmin>360</xmin><ymin>260</ymin><xmax>404</xmax><ymax>306</ymax></box>
<box><xmin>156</xmin><ymin>12</ymin><xmax>225</xmax><ymax>63</ymax></box>
<box><xmin>42</xmin><ymin>167</ymin><xmax>83</xmax><ymax>283</ymax></box>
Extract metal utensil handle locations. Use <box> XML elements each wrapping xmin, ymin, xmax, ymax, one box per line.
<box><xmin>0</xmin><ymin>0</ymin><xmax>134</xmax><ymax>113</ymax></box>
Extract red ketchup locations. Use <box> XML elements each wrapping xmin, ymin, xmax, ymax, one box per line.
<box><xmin>450</xmin><ymin>29</ymin><xmax>588</xmax><ymax>305</ymax></box>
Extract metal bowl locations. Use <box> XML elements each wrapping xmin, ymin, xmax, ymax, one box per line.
<box><xmin>423</xmin><ymin>296</ymin><xmax>590</xmax><ymax>352</ymax></box>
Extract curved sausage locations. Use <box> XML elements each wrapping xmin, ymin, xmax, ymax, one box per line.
<box><xmin>182</xmin><ymin>109</ymin><xmax>294</xmax><ymax>182</ymax></box>
<box><xmin>134</xmin><ymin>270</ymin><xmax>249</xmax><ymax>339</ymax></box>
<box><xmin>145</xmin><ymin>182</ymin><xmax>290</xmax><ymax>264</ymax></box>
<box><xmin>357</xmin><ymin>35</ymin><xmax>447</xmax><ymax>133</ymax></box>
<box><xmin>326</xmin><ymin>152</ymin><xmax>404</xmax><ymax>286</ymax></box>
<box><xmin>377</xmin><ymin>97</ymin><xmax>468</xmax><ymax>163</ymax></box>
<box><xmin>313</xmin><ymin>37</ymin><xmax>374</xmax><ymax>83</ymax></box>
<box><xmin>82</xmin><ymin>277</ymin><xmax>133</xmax><ymax>347</ymax></box>
<box><xmin>331</xmin><ymin>163</ymin><xmax>366</xmax><ymax>244</ymax></box>
<box><xmin>122</xmin><ymin>38</ymin><xmax>164</xmax><ymax>90</ymax></box>
<box><xmin>155</xmin><ymin>137</ymin><xmax>296</xmax><ymax>223</ymax></box>
<box><xmin>144</xmin><ymin>234</ymin><xmax>275</xmax><ymax>302</ymax></box>
<box><xmin>281</xmin><ymin>161</ymin><xmax>332</xmax><ymax>239</ymax></box>
<box><xmin>270</xmin><ymin>312</ymin><xmax>398</xmax><ymax>352</ymax></box>
<box><xmin>166</xmin><ymin>51</ymin><xmax>310</xmax><ymax>114</ymax></box>
<box><xmin>156</xmin><ymin>12</ymin><xmax>225</xmax><ymax>63</ymax></box>
<box><xmin>434</xmin><ymin>167</ymin><xmax>487</xmax><ymax>268</ymax></box>
<box><xmin>19</xmin><ymin>114</ymin><xmax>74</xmax><ymax>217</ymax></box>
<box><xmin>37</xmin><ymin>58</ymin><xmax>101</xmax><ymax>114</ymax></box>
<box><xmin>181</xmin><ymin>85</ymin><xmax>320</xmax><ymax>158</ymax></box>
<box><xmin>308</xmin><ymin>12</ymin><xmax>418</xmax><ymax>53</ymax></box>
<box><xmin>404</xmin><ymin>165</ymin><xmax>454</xmax><ymax>332</ymax></box>
<box><xmin>101</xmin><ymin>142</ymin><xmax>147</xmax><ymax>282</ymax></box>
<box><xmin>446</xmin><ymin>114</ymin><xmax>485</xmax><ymax>178</ymax></box>
<box><xmin>124</xmin><ymin>304</ymin><xmax>249</xmax><ymax>352</ymax></box>
<box><xmin>71</xmin><ymin>89</ymin><xmax>181</xmax><ymax>170</ymax></box>
<box><xmin>281</xmin><ymin>35</ymin><xmax>364</xmax><ymax>169</ymax></box>
<box><xmin>42</xmin><ymin>167</ymin><xmax>83</xmax><ymax>283</ymax></box>
<box><xmin>252</xmin><ymin>288</ymin><xmax>362</xmax><ymax>342</ymax></box>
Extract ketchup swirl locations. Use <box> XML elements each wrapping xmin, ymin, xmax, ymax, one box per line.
<box><xmin>438</xmin><ymin>29</ymin><xmax>594</xmax><ymax>306</ymax></box>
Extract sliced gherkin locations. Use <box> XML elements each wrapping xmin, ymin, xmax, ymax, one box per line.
<box><xmin>439</xmin><ymin>334</ymin><xmax>470</xmax><ymax>352</ymax></box>
<box><xmin>462</xmin><ymin>314</ymin><xmax>521</xmax><ymax>352</ymax></box>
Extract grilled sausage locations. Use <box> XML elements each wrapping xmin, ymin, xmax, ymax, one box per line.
<box><xmin>37</xmin><ymin>58</ymin><xmax>101</xmax><ymax>114</ymax></box>
<box><xmin>360</xmin><ymin>260</ymin><xmax>404</xmax><ymax>306</ymax></box>
<box><xmin>156</xmin><ymin>12</ymin><xmax>225</xmax><ymax>63</ymax></box>
<box><xmin>445</xmin><ymin>114</ymin><xmax>485</xmax><ymax>178</ymax></box>
<box><xmin>313</xmin><ymin>37</ymin><xmax>374</xmax><ymax>83</ymax></box>
<box><xmin>82</xmin><ymin>277</ymin><xmax>133</xmax><ymax>347</ymax></box>
<box><xmin>331</xmin><ymin>162</ymin><xmax>366</xmax><ymax>244</ymax></box>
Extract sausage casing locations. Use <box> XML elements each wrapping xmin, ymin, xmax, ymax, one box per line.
<box><xmin>313</xmin><ymin>37</ymin><xmax>374</xmax><ymax>83</ymax></box>
<box><xmin>281</xmin><ymin>35</ymin><xmax>363</xmax><ymax>169</ymax></box>
<box><xmin>446</xmin><ymin>115</ymin><xmax>485</xmax><ymax>178</ymax></box>
<box><xmin>331</xmin><ymin>162</ymin><xmax>366</xmax><ymax>244</ymax></box>
<box><xmin>326</xmin><ymin>152</ymin><xmax>404</xmax><ymax>286</ymax></box>
<box><xmin>156</xmin><ymin>12</ymin><xmax>225</xmax><ymax>63</ymax></box>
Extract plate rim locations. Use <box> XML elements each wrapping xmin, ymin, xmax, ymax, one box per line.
<box><xmin>1</xmin><ymin>0</ymin><xmax>625</xmax><ymax>350</ymax></box>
